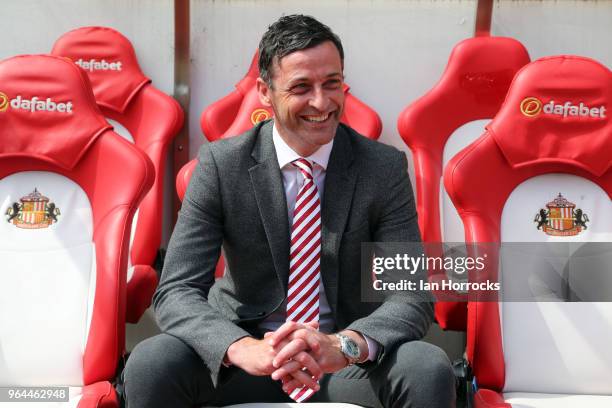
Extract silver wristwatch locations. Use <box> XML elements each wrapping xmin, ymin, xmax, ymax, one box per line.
<box><xmin>335</xmin><ymin>333</ymin><xmax>362</xmax><ymax>366</ymax></box>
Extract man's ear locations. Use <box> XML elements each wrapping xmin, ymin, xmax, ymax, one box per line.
<box><xmin>256</xmin><ymin>77</ymin><xmax>272</xmax><ymax>107</ymax></box>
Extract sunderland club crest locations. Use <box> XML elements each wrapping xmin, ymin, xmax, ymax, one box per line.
<box><xmin>534</xmin><ymin>193</ymin><xmax>588</xmax><ymax>237</ymax></box>
<box><xmin>5</xmin><ymin>188</ymin><xmax>61</xmax><ymax>229</ymax></box>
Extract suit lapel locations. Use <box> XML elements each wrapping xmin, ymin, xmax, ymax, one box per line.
<box><xmin>248</xmin><ymin>121</ymin><xmax>291</xmax><ymax>293</ymax></box>
<box><xmin>321</xmin><ymin>125</ymin><xmax>357</xmax><ymax>313</ymax></box>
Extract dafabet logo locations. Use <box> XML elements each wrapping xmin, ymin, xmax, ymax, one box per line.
<box><xmin>0</xmin><ymin>92</ymin><xmax>73</xmax><ymax>114</ymax></box>
<box><xmin>74</xmin><ymin>58</ymin><xmax>123</xmax><ymax>72</ymax></box>
<box><xmin>520</xmin><ymin>97</ymin><xmax>606</xmax><ymax>119</ymax></box>
<box><xmin>519</xmin><ymin>97</ymin><xmax>542</xmax><ymax>117</ymax></box>
<box><xmin>0</xmin><ymin>92</ymin><xmax>9</xmax><ymax>112</ymax></box>
<box><xmin>250</xmin><ymin>108</ymin><xmax>272</xmax><ymax>125</ymax></box>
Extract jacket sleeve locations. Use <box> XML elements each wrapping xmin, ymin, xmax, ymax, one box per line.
<box><xmin>346</xmin><ymin>150</ymin><xmax>434</xmax><ymax>362</ymax></box>
<box><xmin>153</xmin><ymin>142</ymin><xmax>250</xmax><ymax>387</ymax></box>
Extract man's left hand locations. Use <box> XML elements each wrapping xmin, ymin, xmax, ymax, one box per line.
<box><xmin>267</xmin><ymin>322</ymin><xmax>369</xmax><ymax>394</ymax></box>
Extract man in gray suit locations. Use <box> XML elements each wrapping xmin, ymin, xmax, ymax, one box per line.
<box><xmin>124</xmin><ymin>14</ymin><xmax>454</xmax><ymax>408</ymax></box>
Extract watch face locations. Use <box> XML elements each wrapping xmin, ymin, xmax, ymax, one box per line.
<box><xmin>344</xmin><ymin>337</ymin><xmax>360</xmax><ymax>359</ymax></box>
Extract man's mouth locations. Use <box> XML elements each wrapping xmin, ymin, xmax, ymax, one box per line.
<box><xmin>302</xmin><ymin>112</ymin><xmax>332</xmax><ymax>123</ymax></box>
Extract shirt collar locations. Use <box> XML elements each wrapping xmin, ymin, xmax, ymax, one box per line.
<box><xmin>272</xmin><ymin>121</ymin><xmax>334</xmax><ymax>171</ymax></box>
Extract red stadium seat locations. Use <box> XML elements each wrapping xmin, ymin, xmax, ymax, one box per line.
<box><xmin>0</xmin><ymin>55</ymin><xmax>153</xmax><ymax>407</ymax></box>
<box><xmin>52</xmin><ymin>27</ymin><xmax>184</xmax><ymax>323</ymax></box>
<box><xmin>175</xmin><ymin>52</ymin><xmax>382</xmax><ymax>281</ymax></box>
<box><xmin>176</xmin><ymin>51</ymin><xmax>382</xmax><ymax>201</ymax></box>
<box><xmin>398</xmin><ymin>36</ymin><xmax>530</xmax><ymax>330</ymax></box>
<box><xmin>445</xmin><ymin>56</ymin><xmax>612</xmax><ymax>407</ymax></box>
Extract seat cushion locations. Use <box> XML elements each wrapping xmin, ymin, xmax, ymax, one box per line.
<box><xmin>504</xmin><ymin>392</ymin><xmax>612</xmax><ymax>408</ymax></box>
<box><xmin>205</xmin><ymin>404</ymin><xmax>363</xmax><ymax>408</ymax></box>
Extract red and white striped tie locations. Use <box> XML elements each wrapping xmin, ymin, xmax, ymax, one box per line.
<box><xmin>287</xmin><ymin>158</ymin><xmax>321</xmax><ymax>403</ymax></box>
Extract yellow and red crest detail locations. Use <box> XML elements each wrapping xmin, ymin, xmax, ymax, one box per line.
<box><xmin>534</xmin><ymin>193</ymin><xmax>589</xmax><ymax>237</ymax></box>
<box><xmin>250</xmin><ymin>108</ymin><xmax>272</xmax><ymax>125</ymax></box>
<box><xmin>5</xmin><ymin>188</ymin><xmax>61</xmax><ymax>229</ymax></box>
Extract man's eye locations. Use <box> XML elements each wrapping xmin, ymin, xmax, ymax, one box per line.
<box><xmin>291</xmin><ymin>84</ymin><xmax>309</xmax><ymax>93</ymax></box>
<box><xmin>324</xmin><ymin>80</ymin><xmax>342</xmax><ymax>89</ymax></box>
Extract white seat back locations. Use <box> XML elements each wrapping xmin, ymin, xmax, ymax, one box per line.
<box><xmin>500</xmin><ymin>173</ymin><xmax>612</xmax><ymax>395</ymax></box>
<box><xmin>0</xmin><ymin>172</ymin><xmax>95</xmax><ymax>386</ymax></box>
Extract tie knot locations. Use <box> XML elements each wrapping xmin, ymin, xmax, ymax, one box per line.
<box><xmin>293</xmin><ymin>158</ymin><xmax>314</xmax><ymax>180</ymax></box>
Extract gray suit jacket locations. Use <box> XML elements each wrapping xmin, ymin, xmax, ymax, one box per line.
<box><xmin>154</xmin><ymin>120</ymin><xmax>433</xmax><ymax>386</ymax></box>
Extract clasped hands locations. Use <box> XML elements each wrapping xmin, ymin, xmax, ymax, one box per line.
<box><xmin>225</xmin><ymin>321</ymin><xmax>365</xmax><ymax>395</ymax></box>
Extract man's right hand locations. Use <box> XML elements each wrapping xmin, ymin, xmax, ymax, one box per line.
<box><xmin>226</xmin><ymin>336</ymin><xmax>279</xmax><ymax>376</ymax></box>
<box><xmin>225</xmin><ymin>322</ymin><xmax>322</xmax><ymax>390</ymax></box>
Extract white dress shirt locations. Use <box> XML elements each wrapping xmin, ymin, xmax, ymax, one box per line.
<box><xmin>258</xmin><ymin>122</ymin><xmax>378</xmax><ymax>362</ymax></box>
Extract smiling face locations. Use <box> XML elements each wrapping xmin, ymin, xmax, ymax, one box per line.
<box><xmin>256</xmin><ymin>41</ymin><xmax>345</xmax><ymax>157</ymax></box>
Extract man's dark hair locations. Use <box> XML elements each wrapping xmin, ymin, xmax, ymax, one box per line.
<box><xmin>258</xmin><ymin>14</ymin><xmax>344</xmax><ymax>87</ymax></box>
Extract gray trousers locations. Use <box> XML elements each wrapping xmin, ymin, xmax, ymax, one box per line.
<box><xmin>123</xmin><ymin>333</ymin><xmax>455</xmax><ymax>408</ymax></box>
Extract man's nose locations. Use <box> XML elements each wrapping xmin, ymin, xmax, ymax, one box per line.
<box><xmin>309</xmin><ymin>86</ymin><xmax>329</xmax><ymax>111</ymax></box>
